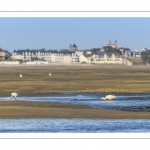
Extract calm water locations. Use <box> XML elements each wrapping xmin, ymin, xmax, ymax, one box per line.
<box><xmin>1</xmin><ymin>92</ymin><xmax>150</xmax><ymax>132</ymax></box>
<box><xmin>0</xmin><ymin>118</ymin><xmax>150</xmax><ymax>133</ymax></box>
<box><xmin>1</xmin><ymin>92</ymin><xmax>150</xmax><ymax>111</ymax></box>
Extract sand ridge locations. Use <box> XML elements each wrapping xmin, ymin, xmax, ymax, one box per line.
<box><xmin>0</xmin><ymin>101</ymin><xmax>150</xmax><ymax>119</ymax></box>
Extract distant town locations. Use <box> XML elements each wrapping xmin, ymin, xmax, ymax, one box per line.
<box><xmin>0</xmin><ymin>40</ymin><xmax>150</xmax><ymax>66</ymax></box>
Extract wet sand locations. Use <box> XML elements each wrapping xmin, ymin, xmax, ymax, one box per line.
<box><xmin>0</xmin><ymin>101</ymin><xmax>150</xmax><ymax>119</ymax></box>
<box><xmin>0</xmin><ymin>64</ymin><xmax>150</xmax><ymax>118</ymax></box>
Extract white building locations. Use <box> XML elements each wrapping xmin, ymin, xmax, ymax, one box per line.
<box><xmin>118</xmin><ymin>48</ymin><xmax>131</xmax><ymax>57</ymax></box>
<box><xmin>79</xmin><ymin>55</ymin><xmax>89</xmax><ymax>63</ymax></box>
<box><xmin>131</xmin><ymin>50</ymin><xmax>142</xmax><ymax>58</ymax></box>
<box><xmin>92</xmin><ymin>52</ymin><xmax>124</xmax><ymax>64</ymax></box>
<box><xmin>80</xmin><ymin>52</ymin><xmax>125</xmax><ymax>64</ymax></box>
<box><xmin>11</xmin><ymin>54</ymin><xmax>24</xmax><ymax>60</ymax></box>
<box><xmin>11</xmin><ymin>50</ymin><xmax>54</xmax><ymax>61</ymax></box>
<box><xmin>11</xmin><ymin>50</ymin><xmax>79</xmax><ymax>63</ymax></box>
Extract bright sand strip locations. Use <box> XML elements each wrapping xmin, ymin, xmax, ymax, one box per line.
<box><xmin>0</xmin><ymin>101</ymin><xmax>150</xmax><ymax>119</ymax></box>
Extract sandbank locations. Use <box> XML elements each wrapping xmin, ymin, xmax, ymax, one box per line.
<box><xmin>0</xmin><ymin>101</ymin><xmax>150</xmax><ymax>119</ymax></box>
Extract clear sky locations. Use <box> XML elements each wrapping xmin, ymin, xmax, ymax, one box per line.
<box><xmin>0</xmin><ymin>17</ymin><xmax>150</xmax><ymax>52</ymax></box>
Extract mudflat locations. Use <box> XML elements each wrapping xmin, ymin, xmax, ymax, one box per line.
<box><xmin>0</xmin><ymin>64</ymin><xmax>150</xmax><ymax>118</ymax></box>
<box><xmin>0</xmin><ymin>101</ymin><xmax>150</xmax><ymax>119</ymax></box>
<box><xmin>0</xmin><ymin>64</ymin><xmax>150</xmax><ymax>95</ymax></box>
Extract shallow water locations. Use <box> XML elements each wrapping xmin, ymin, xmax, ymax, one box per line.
<box><xmin>1</xmin><ymin>92</ymin><xmax>150</xmax><ymax>111</ymax></box>
<box><xmin>0</xmin><ymin>118</ymin><xmax>150</xmax><ymax>133</ymax></box>
<box><xmin>1</xmin><ymin>93</ymin><xmax>150</xmax><ymax>132</ymax></box>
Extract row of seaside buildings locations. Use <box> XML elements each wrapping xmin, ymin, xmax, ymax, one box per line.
<box><xmin>0</xmin><ymin>41</ymin><xmax>147</xmax><ymax>65</ymax></box>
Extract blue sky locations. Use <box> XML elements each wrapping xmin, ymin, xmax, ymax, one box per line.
<box><xmin>0</xmin><ymin>17</ymin><xmax>150</xmax><ymax>52</ymax></box>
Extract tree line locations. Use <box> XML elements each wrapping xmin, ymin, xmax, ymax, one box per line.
<box><xmin>141</xmin><ymin>49</ymin><xmax>150</xmax><ymax>64</ymax></box>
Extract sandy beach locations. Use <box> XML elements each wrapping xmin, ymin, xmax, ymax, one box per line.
<box><xmin>0</xmin><ymin>64</ymin><xmax>150</xmax><ymax>118</ymax></box>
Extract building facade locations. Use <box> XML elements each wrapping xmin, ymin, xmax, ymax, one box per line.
<box><xmin>0</xmin><ymin>48</ymin><xmax>5</xmax><ymax>60</ymax></box>
<box><xmin>131</xmin><ymin>50</ymin><xmax>142</xmax><ymax>58</ymax></box>
<box><xmin>69</xmin><ymin>44</ymin><xmax>78</xmax><ymax>51</ymax></box>
<box><xmin>81</xmin><ymin>52</ymin><xmax>125</xmax><ymax>64</ymax></box>
<box><xmin>11</xmin><ymin>50</ymin><xmax>79</xmax><ymax>63</ymax></box>
<box><xmin>107</xmin><ymin>40</ymin><xmax>118</xmax><ymax>49</ymax></box>
<box><xmin>118</xmin><ymin>47</ymin><xmax>131</xmax><ymax>57</ymax></box>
